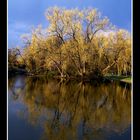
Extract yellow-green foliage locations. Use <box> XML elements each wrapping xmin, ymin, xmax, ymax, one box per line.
<box><xmin>9</xmin><ymin>7</ymin><xmax>131</xmax><ymax>77</ymax></box>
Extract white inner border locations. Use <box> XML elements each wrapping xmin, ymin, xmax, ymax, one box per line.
<box><xmin>7</xmin><ymin>0</ymin><xmax>9</xmax><ymax>139</ymax></box>
<box><xmin>131</xmin><ymin>0</ymin><xmax>133</xmax><ymax>139</ymax></box>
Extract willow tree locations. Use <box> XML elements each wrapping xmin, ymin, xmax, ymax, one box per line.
<box><xmin>113</xmin><ymin>30</ymin><xmax>131</xmax><ymax>75</ymax></box>
<box><xmin>45</xmin><ymin>7</ymin><xmax>112</xmax><ymax>78</ymax></box>
<box><xmin>17</xmin><ymin>7</ymin><xmax>131</xmax><ymax>79</ymax></box>
<box><xmin>82</xmin><ymin>8</ymin><xmax>111</xmax><ymax>43</ymax></box>
<box><xmin>101</xmin><ymin>29</ymin><xmax>131</xmax><ymax>75</ymax></box>
<box><xmin>20</xmin><ymin>26</ymin><xmax>47</xmax><ymax>74</ymax></box>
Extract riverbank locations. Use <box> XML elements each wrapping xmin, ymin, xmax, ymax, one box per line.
<box><xmin>104</xmin><ymin>75</ymin><xmax>131</xmax><ymax>84</ymax></box>
<box><xmin>8</xmin><ymin>68</ymin><xmax>131</xmax><ymax>84</ymax></box>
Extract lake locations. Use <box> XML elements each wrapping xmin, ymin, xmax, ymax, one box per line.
<box><xmin>8</xmin><ymin>75</ymin><xmax>131</xmax><ymax>140</ymax></box>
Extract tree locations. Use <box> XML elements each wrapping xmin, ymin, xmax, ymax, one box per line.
<box><xmin>14</xmin><ymin>7</ymin><xmax>131</xmax><ymax>79</ymax></box>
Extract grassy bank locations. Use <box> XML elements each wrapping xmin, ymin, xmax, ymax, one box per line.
<box><xmin>104</xmin><ymin>75</ymin><xmax>131</xmax><ymax>84</ymax></box>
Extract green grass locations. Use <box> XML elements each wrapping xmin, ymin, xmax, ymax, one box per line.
<box><xmin>121</xmin><ymin>77</ymin><xmax>131</xmax><ymax>83</ymax></box>
<box><xmin>104</xmin><ymin>75</ymin><xmax>131</xmax><ymax>84</ymax></box>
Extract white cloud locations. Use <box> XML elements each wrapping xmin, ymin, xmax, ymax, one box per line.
<box><xmin>96</xmin><ymin>30</ymin><xmax>116</xmax><ymax>37</ymax></box>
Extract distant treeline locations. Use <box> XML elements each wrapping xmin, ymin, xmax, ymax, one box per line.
<box><xmin>8</xmin><ymin>7</ymin><xmax>131</xmax><ymax>79</ymax></box>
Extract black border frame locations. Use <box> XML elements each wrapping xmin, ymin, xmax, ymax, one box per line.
<box><xmin>133</xmin><ymin>0</ymin><xmax>140</xmax><ymax>140</ymax></box>
<box><xmin>0</xmin><ymin>0</ymin><xmax>139</xmax><ymax>139</ymax></box>
<box><xmin>0</xmin><ymin>0</ymin><xmax>7</xmax><ymax>139</ymax></box>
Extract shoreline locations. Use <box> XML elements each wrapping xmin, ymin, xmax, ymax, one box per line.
<box><xmin>8</xmin><ymin>71</ymin><xmax>131</xmax><ymax>84</ymax></box>
<box><xmin>104</xmin><ymin>75</ymin><xmax>131</xmax><ymax>84</ymax></box>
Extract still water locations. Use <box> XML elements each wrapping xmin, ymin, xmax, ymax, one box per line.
<box><xmin>8</xmin><ymin>75</ymin><xmax>131</xmax><ymax>140</ymax></box>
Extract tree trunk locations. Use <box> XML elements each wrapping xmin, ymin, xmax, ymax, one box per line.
<box><xmin>102</xmin><ymin>61</ymin><xmax>116</xmax><ymax>74</ymax></box>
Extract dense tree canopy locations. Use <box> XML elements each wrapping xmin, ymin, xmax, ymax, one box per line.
<box><xmin>8</xmin><ymin>7</ymin><xmax>131</xmax><ymax>79</ymax></box>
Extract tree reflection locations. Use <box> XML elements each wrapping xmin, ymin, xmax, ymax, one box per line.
<box><xmin>8</xmin><ymin>77</ymin><xmax>131</xmax><ymax>140</ymax></box>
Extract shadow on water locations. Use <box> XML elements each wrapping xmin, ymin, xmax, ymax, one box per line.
<box><xmin>8</xmin><ymin>76</ymin><xmax>131</xmax><ymax>140</ymax></box>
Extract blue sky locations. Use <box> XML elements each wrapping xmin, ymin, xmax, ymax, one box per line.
<box><xmin>8</xmin><ymin>0</ymin><xmax>131</xmax><ymax>48</ymax></box>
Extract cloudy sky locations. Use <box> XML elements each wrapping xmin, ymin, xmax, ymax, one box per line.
<box><xmin>8</xmin><ymin>0</ymin><xmax>131</xmax><ymax>48</ymax></box>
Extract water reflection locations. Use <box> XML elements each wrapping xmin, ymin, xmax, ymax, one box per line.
<box><xmin>8</xmin><ymin>76</ymin><xmax>131</xmax><ymax>140</ymax></box>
